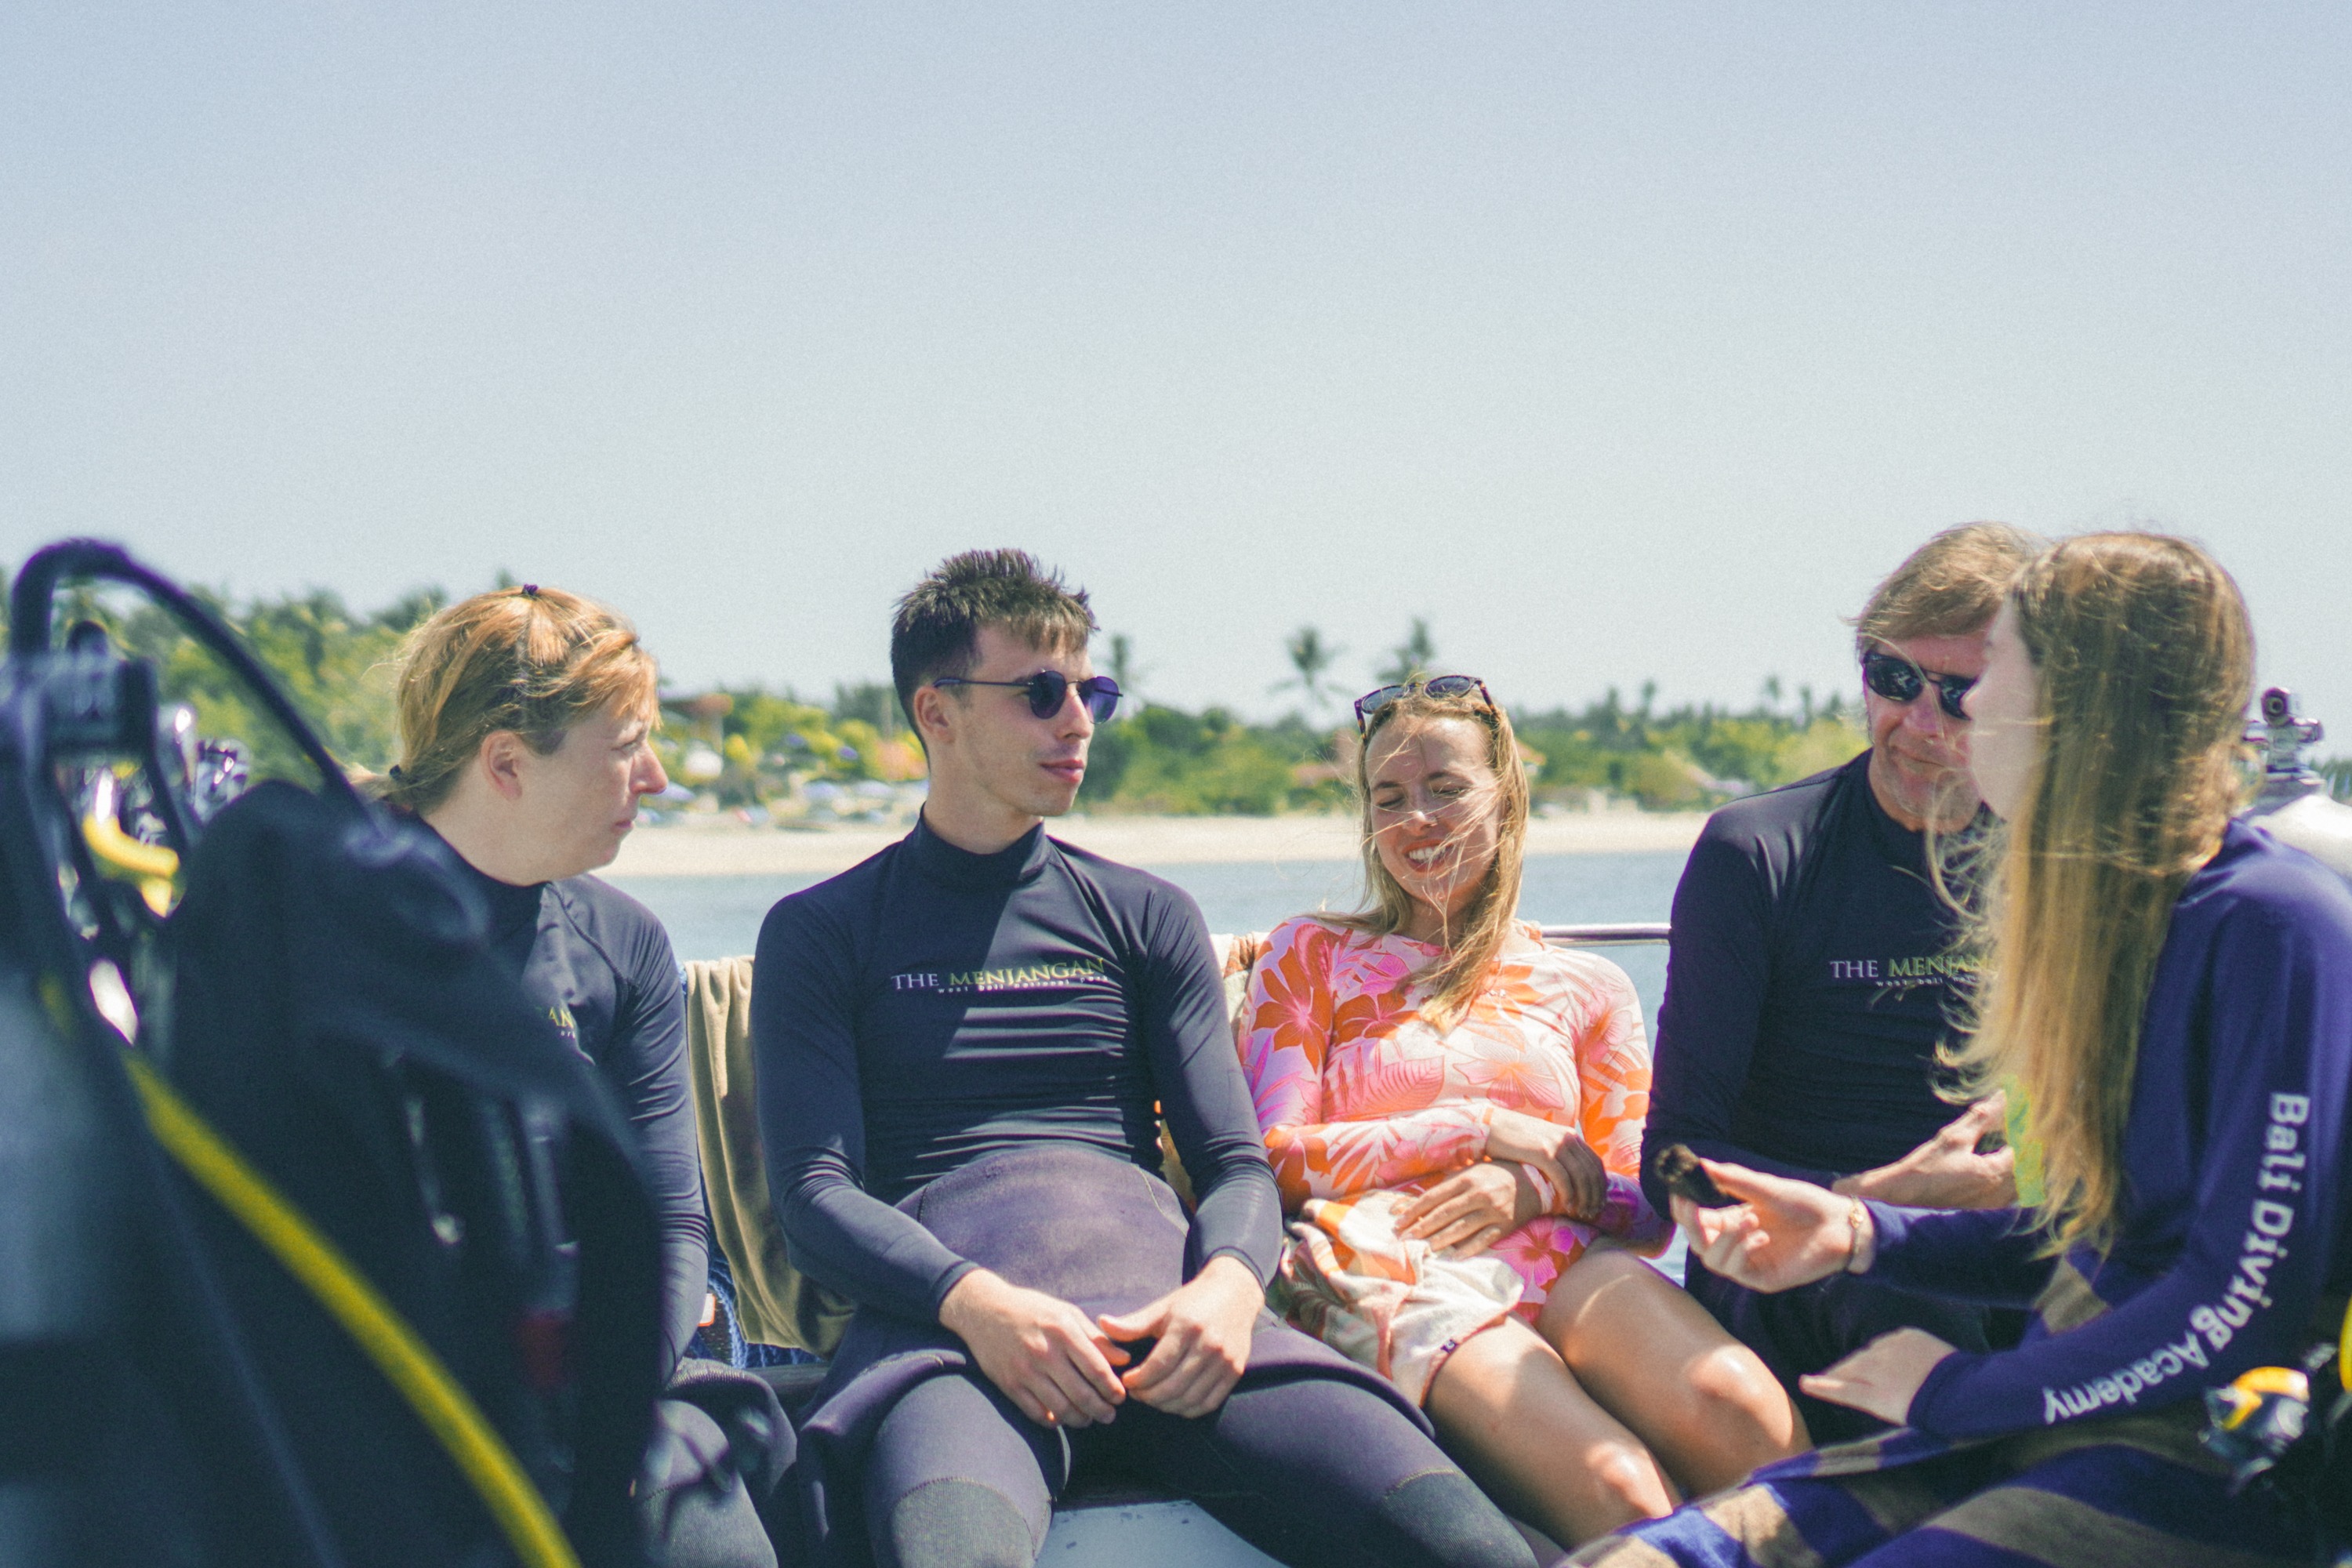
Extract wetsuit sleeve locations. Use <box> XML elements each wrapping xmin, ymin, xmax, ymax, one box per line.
<box><xmin>607</xmin><ymin>917</ymin><xmax>710</xmax><ymax>1375</ymax></box>
<box><xmin>1240</xmin><ymin>921</ymin><xmax>1493</xmax><ymax>1208</ymax></box>
<box><xmin>753</xmin><ymin>894</ymin><xmax>978</xmax><ymax>1323</ymax></box>
<box><xmin>1902</xmin><ymin>901</ymin><xmax>2352</xmax><ymax>1438</ymax></box>
<box><xmin>1858</xmin><ymin>1203</ymin><xmax>2053</xmax><ymax>1308</ymax></box>
<box><xmin>1140</xmin><ymin>886</ymin><xmax>1284</xmax><ymax>1286</ymax></box>
<box><xmin>1642</xmin><ymin>826</ymin><xmax>1835</xmax><ymax>1216</ymax></box>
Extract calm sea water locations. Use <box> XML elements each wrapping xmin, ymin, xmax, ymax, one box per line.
<box><xmin>613</xmin><ymin>847</ymin><xmax>1688</xmax><ymax>1029</ymax></box>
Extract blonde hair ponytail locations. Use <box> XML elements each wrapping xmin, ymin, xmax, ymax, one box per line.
<box><xmin>381</xmin><ymin>586</ymin><xmax>659</xmax><ymax>816</ymax></box>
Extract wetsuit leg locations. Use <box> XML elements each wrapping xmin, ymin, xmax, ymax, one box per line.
<box><xmin>1110</xmin><ymin>1377</ymin><xmax>1536</xmax><ymax>1568</ymax></box>
<box><xmin>862</xmin><ymin>1373</ymin><xmax>1055</xmax><ymax>1568</ymax></box>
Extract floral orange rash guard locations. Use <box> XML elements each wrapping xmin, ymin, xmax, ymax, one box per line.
<box><xmin>1239</xmin><ymin>916</ymin><xmax>1669</xmax><ymax>1318</ymax></box>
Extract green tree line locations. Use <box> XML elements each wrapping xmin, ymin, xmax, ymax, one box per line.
<box><xmin>17</xmin><ymin>580</ymin><xmax>2349</xmax><ymax>816</ymax></box>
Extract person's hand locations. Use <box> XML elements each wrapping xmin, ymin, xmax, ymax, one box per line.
<box><xmin>1481</xmin><ymin>1106</ymin><xmax>1606</xmax><ymax>1219</ymax></box>
<box><xmin>1833</xmin><ymin>1094</ymin><xmax>2016</xmax><ymax>1210</ymax></box>
<box><xmin>938</xmin><ymin>1269</ymin><xmax>1130</xmax><ymax>1428</ymax></box>
<box><xmin>1674</xmin><ymin>1159</ymin><xmax>1871</xmax><ymax>1294</ymax></box>
<box><xmin>1094</xmin><ymin>1255</ymin><xmax>1263</xmax><ymax>1418</ymax></box>
<box><xmin>1397</xmin><ymin>1162</ymin><xmax>1538</xmax><ymax>1258</ymax></box>
<box><xmin>1799</xmin><ymin>1328</ymin><xmax>1958</xmax><ymax>1424</ymax></box>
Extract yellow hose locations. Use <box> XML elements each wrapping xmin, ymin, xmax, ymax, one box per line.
<box><xmin>125</xmin><ymin>1054</ymin><xmax>583</xmax><ymax>1568</ymax></box>
<box><xmin>81</xmin><ymin>813</ymin><xmax>178</xmax><ymax>916</ymax></box>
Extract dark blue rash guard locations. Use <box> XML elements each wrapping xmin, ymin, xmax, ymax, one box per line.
<box><xmin>1869</xmin><ymin>822</ymin><xmax>2352</xmax><ymax>1437</ymax></box>
<box><xmin>751</xmin><ymin>815</ymin><xmax>1283</xmax><ymax>1326</ymax></box>
<box><xmin>448</xmin><ymin>848</ymin><xmax>711</xmax><ymax>1374</ymax></box>
<box><xmin>1643</xmin><ymin>752</ymin><xmax>1982</xmax><ymax>1214</ymax></box>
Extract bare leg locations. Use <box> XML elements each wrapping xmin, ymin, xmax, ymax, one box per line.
<box><xmin>1423</xmin><ymin>1316</ymin><xmax>1678</xmax><ymax>1548</ymax></box>
<box><xmin>1536</xmin><ymin>1247</ymin><xmax>1809</xmax><ymax>1499</ymax></box>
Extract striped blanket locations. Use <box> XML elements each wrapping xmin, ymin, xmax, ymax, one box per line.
<box><xmin>1566</xmin><ymin>1397</ymin><xmax>2310</xmax><ymax>1566</ymax></box>
<box><xmin>1569</xmin><ymin>1261</ymin><xmax>2321</xmax><ymax>1566</ymax></box>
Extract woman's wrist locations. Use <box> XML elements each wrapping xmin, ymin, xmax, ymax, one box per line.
<box><xmin>1841</xmin><ymin>1196</ymin><xmax>1877</xmax><ymax>1273</ymax></box>
<box><xmin>1519</xmin><ymin>1159</ymin><xmax>1563</xmax><ymax>1217</ymax></box>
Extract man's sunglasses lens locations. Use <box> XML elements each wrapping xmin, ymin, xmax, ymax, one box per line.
<box><xmin>1024</xmin><ymin>672</ymin><xmax>1122</xmax><ymax>722</ymax></box>
<box><xmin>1862</xmin><ymin>652</ymin><xmax>1972</xmax><ymax>720</ymax></box>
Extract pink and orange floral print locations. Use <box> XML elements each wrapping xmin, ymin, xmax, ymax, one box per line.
<box><xmin>1240</xmin><ymin>916</ymin><xmax>1668</xmax><ymax>1323</ymax></box>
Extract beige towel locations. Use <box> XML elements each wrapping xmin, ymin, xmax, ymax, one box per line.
<box><xmin>683</xmin><ymin>956</ymin><xmax>855</xmax><ymax>1357</ymax></box>
<box><xmin>1153</xmin><ymin>931</ymin><xmax>1272</xmax><ymax>1211</ymax></box>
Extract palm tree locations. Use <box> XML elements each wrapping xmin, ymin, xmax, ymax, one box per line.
<box><xmin>1107</xmin><ymin>633</ymin><xmax>1145</xmax><ymax>700</ymax></box>
<box><xmin>1377</xmin><ymin>619</ymin><xmax>1438</xmax><ymax>685</ymax></box>
<box><xmin>1271</xmin><ymin>625</ymin><xmax>1345</xmax><ymax>711</ymax></box>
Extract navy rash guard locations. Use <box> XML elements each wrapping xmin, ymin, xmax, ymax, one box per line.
<box><xmin>1870</xmin><ymin>822</ymin><xmax>2352</xmax><ymax>1437</ymax></box>
<box><xmin>452</xmin><ymin>850</ymin><xmax>711</xmax><ymax>1372</ymax></box>
<box><xmin>1642</xmin><ymin>752</ymin><xmax>1980</xmax><ymax>1214</ymax></box>
<box><xmin>752</xmin><ymin>815</ymin><xmax>1283</xmax><ymax>1326</ymax></box>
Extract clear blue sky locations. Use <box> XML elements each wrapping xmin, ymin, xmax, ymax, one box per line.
<box><xmin>5</xmin><ymin>4</ymin><xmax>2347</xmax><ymax>731</ymax></box>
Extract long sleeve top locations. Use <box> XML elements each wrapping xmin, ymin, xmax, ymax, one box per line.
<box><xmin>1240</xmin><ymin>916</ymin><xmax>1666</xmax><ymax>1312</ymax></box>
<box><xmin>454</xmin><ymin>851</ymin><xmax>710</xmax><ymax>1375</ymax></box>
<box><xmin>1642</xmin><ymin>754</ymin><xmax>1987</xmax><ymax>1218</ymax></box>
<box><xmin>753</xmin><ymin>815</ymin><xmax>1283</xmax><ymax>1325</ymax></box>
<box><xmin>1869</xmin><ymin>822</ymin><xmax>2352</xmax><ymax>1438</ymax></box>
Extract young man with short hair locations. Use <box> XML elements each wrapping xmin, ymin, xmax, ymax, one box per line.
<box><xmin>1641</xmin><ymin>523</ymin><xmax>2042</xmax><ymax>1443</ymax></box>
<box><xmin>755</xmin><ymin>550</ymin><xmax>1531</xmax><ymax>1568</ymax></box>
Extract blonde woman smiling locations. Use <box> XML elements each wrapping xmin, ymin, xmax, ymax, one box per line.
<box><xmin>1240</xmin><ymin>676</ymin><xmax>1806</xmax><ymax>1548</ymax></box>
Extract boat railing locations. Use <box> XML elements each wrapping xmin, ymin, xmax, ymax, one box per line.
<box><xmin>1540</xmin><ymin>921</ymin><xmax>1670</xmax><ymax>947</ymax></box>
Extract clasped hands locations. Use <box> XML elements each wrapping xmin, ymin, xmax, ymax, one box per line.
<box><xmin>1397</xmin><ymin>1106</ymin><xmax>1607</xmax><ymax>1258</ymax></box>
<box><xmin>938</xmin><ymin>1253</ymin><xmax>1264</xmax><ymax>1429</ymax></box>
<box><xmin>1672</xmin><ymin>1155</ymin><xmax>1958</xmax><ymax>1425</ymax></box>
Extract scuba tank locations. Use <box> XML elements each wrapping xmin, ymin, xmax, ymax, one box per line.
<box><xmin>0</xmin><ymin>540</ymin><xmax>662</xmax><ymax>1567</ymax></box>
<box><xmin>2244</xmin><ymin>687</ymin><xmax>2352</xmax><ymax>884</ymax></box>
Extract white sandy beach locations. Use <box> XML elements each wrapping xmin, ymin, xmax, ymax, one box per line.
<box><xmin>604</xmin><ymin>811</ymin><xmax>1708</xmax><ymax>879</ymax></box>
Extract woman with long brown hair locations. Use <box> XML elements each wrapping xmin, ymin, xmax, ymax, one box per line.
<box><xmin>1572</xmin><ymin>533</ymin><xmax>2352</xmax><ymax>1566</ymax></box>
<box><xmin>1240</xmin><ymin>677</ymin><xmax>1808</xmax><ymax>1549</ymax></box>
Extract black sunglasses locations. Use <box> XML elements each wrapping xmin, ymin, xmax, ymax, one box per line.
<box><xmin>1353</xmin><ymin>674</ymin><xmax>1495</xmax><ymax>733</ymax></box>
<box><xmin>1861</xmin><ymin>648</ymin><xmax>1975</xmax><ymax>721</ymax></box>
<box><xmin>933</xmin><ymin>670</ymin><xmax>1123</xmax><ymax>723</ymax></box>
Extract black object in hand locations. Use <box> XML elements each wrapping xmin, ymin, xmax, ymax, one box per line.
<box><xmin>1653</xmin><ymin>1144</ymin><xmax>1737</xmax><ymax>1209</ymax></box>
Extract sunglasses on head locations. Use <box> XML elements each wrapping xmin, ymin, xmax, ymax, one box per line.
<box><xmin>1861</xmin><ymin>648</ymin><xmax>1975</xmax><ymax>721</ymax></box>
<box><xmin>933</xmin><ymin>670</ymin><xmax>1123</xmax><ymax>723</ymax></box>
<box><xmin>1353</xmin><ymin>674</ymin><xmax>1495</xmax><ymax>733</ymax></box>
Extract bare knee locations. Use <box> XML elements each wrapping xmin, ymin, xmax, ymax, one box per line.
<box><xmin>1683</xmin><ymin>1342</ymin><xmax>1808</xmax><ymax>1464</ymax></box>
<box><xmin>1584</xmin><ymin>1439</ymin><xmax>1676</xmax><ymax>1523</ymax></box>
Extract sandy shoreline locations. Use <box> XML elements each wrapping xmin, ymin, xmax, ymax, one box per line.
<box><xmin>604</xmin><ymin>811</ymin><xmax>1708</xmax><ymax>880</ymax></box>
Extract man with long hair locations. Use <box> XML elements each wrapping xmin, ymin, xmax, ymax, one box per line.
<box><xmin>1640</xmin><ymin>524</ymin><xmax>2042</xmax><ymax>1439</ymax></box>
<box><xmin>753</xmin><ymin>551</ymin><xmax>1532</xmax><ymax>1568</ymax></box>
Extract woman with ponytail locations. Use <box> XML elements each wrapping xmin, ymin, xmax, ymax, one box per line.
<box><xmin>1571</xmin><ymin>534</ymin><xmax>2352</xmax><ymax>1566</ymax></box>
<box><xmin>387</xmin><ymin>590</ymin><xmax>792</xmax><ymax>1566</ymax></box>
<box><xmin>384</xmin><ymin>584</ymin><xmax>713</xmax><ymax>1362</ymax></box>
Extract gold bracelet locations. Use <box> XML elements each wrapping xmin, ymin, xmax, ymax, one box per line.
<box><xmin>1843</xmin><ymin>1197</ymin><xmax>1867</xmax><ymax>1273</ymax></box>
